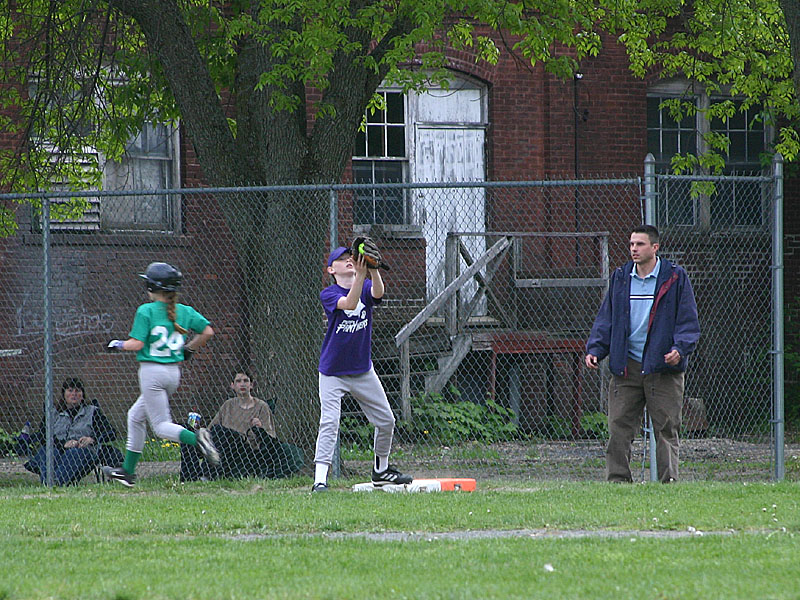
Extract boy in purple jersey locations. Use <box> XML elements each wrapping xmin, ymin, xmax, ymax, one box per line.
<box><xmin>312</xmin><ymin>246</ymin><xmax>413</xmax><ymax>492</ymax></box>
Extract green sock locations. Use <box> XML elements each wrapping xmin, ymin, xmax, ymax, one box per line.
<box><xmin>122</xmin><ymin>450</ymin><xmax>141</xmax><ymax>474</ymax></box>
<box><xmin>179</xmin><ymin>429</ymin><xmax>197</xmax><ymax>445</ymax></box>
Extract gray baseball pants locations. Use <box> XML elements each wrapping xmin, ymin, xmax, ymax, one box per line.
<box><xmin>127</xmin><ymin>362</ymin><xmax>187</xmax><ymax>453</ymax></box>
<box><xmin>314</xmin><ymin>367</ymin><xmax>396</xmax><ymax>466</ymax></box>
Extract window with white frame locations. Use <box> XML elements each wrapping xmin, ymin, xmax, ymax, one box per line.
<box><xmin>352</xmin><ymin>91</ymin><xmax>408</xmax><ymax>225</ymax></box>
<box><xmin>709</xmin><ymin>100</ymin><xmax>766</xmax><ymax>227</ymax></box>
<box><xmin>647</xmin><ymin>81</ymin><xmax>770</xmax><ymax>229</ymax></box>
<box><xmin>350</xmin><ymin>75</ymin><xmax>488</xmax><ymax>302</ymax></box>
<box><xmin>101</xmin><ymin>122</ymin><xmax>180</xmax><ymax>231</ymax></box>
<box><xmin>30</xmin><ymin>79</ymin><xmax>180</xmax><ymax>233</ymax></box>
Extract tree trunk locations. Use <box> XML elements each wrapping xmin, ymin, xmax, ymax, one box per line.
<box><xmin>779</xmin><ymin>0</ymin><xmax>800</xmax><ymax>103</ymax></box>
<box><xmin>111</xmin><ymin>0</ymin><xmax>330</xmax><ymax>449</ymax></box>
<box><xmin>109</xmin><ymin>0</ymin><xmax>407</xmax><ymax>451</ymax></box>
<box><xmin>222</xmin><ymin>189</ymin><xmax>329</xmax><ymax>449</ymax></box>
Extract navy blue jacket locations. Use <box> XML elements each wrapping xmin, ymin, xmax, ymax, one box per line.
<box><xmin>586</xmin><ymin>259</ymin><xmax>700</xmax><ymax>376</ymax></box>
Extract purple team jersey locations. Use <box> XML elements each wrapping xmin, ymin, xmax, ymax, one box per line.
<box><xmin>318</xmin><ymin>279</ymin><xmax>382</xmax><ymax>376</ymax></box>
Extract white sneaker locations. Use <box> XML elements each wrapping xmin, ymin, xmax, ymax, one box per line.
<box><xmin>102</xmin><ymin>466</ymin><xmax>137</xmax><ymax>487</ymax></box>
<box><xmin>196</xmin><ymin>428</ymin><xmax>220</xmax><ymax>466</ymax></box>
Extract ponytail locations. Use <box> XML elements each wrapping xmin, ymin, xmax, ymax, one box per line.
<box><xmin>165</xmin><ymin>292</ymin><xmax>189</xmax><ymax>335</ymax></box>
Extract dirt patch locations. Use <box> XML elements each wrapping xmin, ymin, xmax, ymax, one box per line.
<box><xmin>228</xmin><ymin>527</ymin><xmax>752</xmax><ymax>543</ymax></box>
<box><xmin>2</xmin><ymin>439</ymin><xmax>797</xmax><ymax>484</ymax></box>
<box><xmin>347</xmin><ymin>438</ymin><xmax>800</xmax><ymax>482</ymax></box>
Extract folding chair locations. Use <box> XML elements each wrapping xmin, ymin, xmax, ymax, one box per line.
<box><xmin>90</xmin><ymin>399</ymin><xmax>123</xmax><ymax>483</ymax></box>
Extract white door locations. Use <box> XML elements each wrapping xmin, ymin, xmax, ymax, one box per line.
<box><xmin>412</xmin><ymin>84</ymin><xmax>487</xmax><ymax>311</ymax></box>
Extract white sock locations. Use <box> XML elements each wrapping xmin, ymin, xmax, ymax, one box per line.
<box><xmin>375</xmin><ymin>455</ymin><xmax>388</xmax><ymax>473</ymax></box>
<box><xmin>314</xmin><ymin>463</ymin><xmax>329</xmax><ymax>485</ymax></box>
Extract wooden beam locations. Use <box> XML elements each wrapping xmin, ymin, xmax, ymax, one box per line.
<box><xmin>395</xmin><ymin>236</ymin><xmax>513</xmax><ymax>347</ymax></box>
<box><xmin>458</xmin><ymin>239</ymin><xmax>513</xmax><ymax>329</ymax></box>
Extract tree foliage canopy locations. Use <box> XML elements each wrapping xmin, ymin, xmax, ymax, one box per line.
<box><xmin>614</xmin><ymin>0</ymin><xmax>799</xmax><ymax>174</ymax></box>
<box><xmin>0</xmin><ymin>0</ymin><xmax>604</xmax><ymax>192</ymax></box>
<box><xmin>0</xmin><ymin>0</ymin><xmax>796</xmax><ymax>211</ymax></box>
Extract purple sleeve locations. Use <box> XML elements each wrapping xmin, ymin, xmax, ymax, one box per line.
<box><xmin>320</xmin><ymin>287</ymin><xmax>345</xmax><ymax>316</ymax></box>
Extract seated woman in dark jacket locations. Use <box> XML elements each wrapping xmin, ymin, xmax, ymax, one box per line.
<box><xmin>24</xmin><ymin>377</ymin><xmax>118</xmax><ymax>485</ymax></box>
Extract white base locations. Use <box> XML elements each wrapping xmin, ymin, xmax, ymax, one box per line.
<box><xmin>352</xmin><ymin>479</ymin><xmax>443</xmax><ymax>493</ymax></box>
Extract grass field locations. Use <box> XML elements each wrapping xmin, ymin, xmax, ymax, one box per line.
<box><xmin>1</xmin><ymin>477</ymin><xmax>799</xmax><ymax>599</ymax></box>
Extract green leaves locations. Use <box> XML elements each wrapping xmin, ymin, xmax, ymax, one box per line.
<box><xmin>618</xmin><ymin>0</ymin><xmax>799</xmax><ymax>166</ymax></box>
<box><xmin>404</xmin><ymin>390</ymin><xmax>518</xmax><ymax>444</ymax></box>
<box><xmin>1</xmin><ymin>0</ymin><xmax>798</xmax><ymax>199</ymax></box>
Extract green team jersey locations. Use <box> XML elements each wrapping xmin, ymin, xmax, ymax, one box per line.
<box><xmin>128</xmin><ymin>301</ymin><xmax>211</xmax><ymax>363</ymax></box>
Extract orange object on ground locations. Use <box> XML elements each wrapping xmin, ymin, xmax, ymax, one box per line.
<box><xmin>434</xmin><ymin>478</ymin><xmax>476</xmax><ymax>492</ymax></box>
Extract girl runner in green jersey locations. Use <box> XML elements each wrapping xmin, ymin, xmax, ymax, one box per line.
<box><xmin>102</xmin><ymin>262</ymin><xmax>219</xmax><ymax>486</ymax></box>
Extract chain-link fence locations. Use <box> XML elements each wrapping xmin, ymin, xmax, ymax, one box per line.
<box><xmin>0</xmin><ymin>163</ymin><xmax>785</xmax><ymax>485</ymax></box>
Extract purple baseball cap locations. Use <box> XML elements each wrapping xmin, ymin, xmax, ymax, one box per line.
<box><xmin>327</xmin><ymin>246</ymin><xmax>351</xmax><ymax>267</ymax></box>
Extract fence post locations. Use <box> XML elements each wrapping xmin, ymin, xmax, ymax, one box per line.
<box><xmin>401</xmin><ymin>339</ymin><xmax>411</xmax><ymax>421</ymax></box>
<box><xmin>329</xmin><ymin>188</ymin><xmax>341</xmax><ymax>479</ymax></box>
<box><xmin>329</xmin><ymin>188</ymin><xmax>338</xmax><ymax>249</ymax></box>
<box><xmin>643</xmin><ymin>153</ymin><xmax>656</xmax><ymax>227</ymax></box>
<box><xmin>643</xmin><ymin>154</ymin><xmax>658</xmax><ymax>481</ymax></box>
<box><xmin>42</xmin><ymin>196</ymin><xmax>54</xmax><ymax>487</ymax></box>
<box><xmin>445</xmin><ymin>233</ymin><xmax>458</xmax><ymax>337</ymax></box>
<box><xmin>772</xmin><ymin>154</ymin><xmax>785</xmax><ymax>481</ymax></box>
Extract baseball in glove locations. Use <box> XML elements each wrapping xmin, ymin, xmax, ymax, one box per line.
<box><xmin>351</xmin><ymin>236</ymin><xmax>390</xmax><ymax>271</ymax></box>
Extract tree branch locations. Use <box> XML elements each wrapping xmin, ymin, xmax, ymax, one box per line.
<box><xmin>231</xmin><ymin>10</ymin><xmax>308</xmax><ymax>184</ymax></box>
<box><xmin>778</xmin><ymin>0</ymin><xmax>800</xmax><ymax>105</ymax></box>
<box><xmin>309</xmin><ymin>13</ymin><xmax>414</xmax><ymax>181</ymax></box>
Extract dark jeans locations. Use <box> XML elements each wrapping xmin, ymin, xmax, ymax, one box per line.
<box><xmin>181</xmin><ymin>425</ymin><xmax>304</xmax><ymax>482</ymax></box>
<box><xmin>29</xmin><ymin>446</ymin><xmax>98</xmax><ymax>486</ymax></box>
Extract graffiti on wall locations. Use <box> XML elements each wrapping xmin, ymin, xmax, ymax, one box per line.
<box><xmin>15</xmin><ymin>295</ymin><xmax>115</xmax><ymax>337</ymax></box>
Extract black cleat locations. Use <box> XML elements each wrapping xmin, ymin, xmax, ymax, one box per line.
<box><xmin>311</xmin><ymin>482</ymin><xmax>329</xmax><ymax>492</ymax></box>
<box><xmin>371</xmin><ymin>465</ymin><xmax>413</xmax><ymax>486</ymax></box>
<box><xmin>102</xmin><ymin>466</ymin><xmax>137</xmax><ymax>487</ymax></box>
<box><xmin>196</xmin><ymin>428</ymin><xmax>220</xmax><ymax>466</ymax></box>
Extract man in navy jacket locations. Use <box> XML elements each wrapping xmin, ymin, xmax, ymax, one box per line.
<box><xmin>585</xmin><ymin>225</ymin><xmax>700</xmax><ymax>482</ymax></box>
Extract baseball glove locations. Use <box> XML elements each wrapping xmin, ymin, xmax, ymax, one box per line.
<box><xmin>351</xmin><ymin>236</ymin><xmax>391</xmax><ymax>271</ymax></box>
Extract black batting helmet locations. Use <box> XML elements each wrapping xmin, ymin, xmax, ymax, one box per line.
<box><xmin>139</xmin><ymin>262</ymin><xmax>182</xmax><ymax>292</ymax></box>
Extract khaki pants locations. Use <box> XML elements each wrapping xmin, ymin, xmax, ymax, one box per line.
<box><xmin>606</xmin><ymin>358</ymin><xmax>684</xmax><ymax>483</ymax></box>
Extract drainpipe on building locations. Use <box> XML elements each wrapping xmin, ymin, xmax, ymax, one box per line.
<box><xmin>573</xmin><ymin>72</ymin><xmax>588</xmax><ymax>264</ymax></box>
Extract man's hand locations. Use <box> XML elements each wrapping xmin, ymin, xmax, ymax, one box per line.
<box><xmin>250</xmin><ymin>417</ymin><xmax>262</xmax><ymax>428</ymax></box>
<box><xmin>64</xmin><ymin>439</ymin><xmax>78</xmax><ymax>449</ymax></box>
<box><xmin>585</xmin><ymin>354</ymin><xmax>599</xmax><ymax>370</ymax></box>
<box><xmin>107</xmin><ymin>339</ymin><xmax>125</xmax><ymax>351</ymax></box>
<box><xmin>664</xmin><ymin>349</ymin><xmax>681</xmax><ymax>366</ymax></box>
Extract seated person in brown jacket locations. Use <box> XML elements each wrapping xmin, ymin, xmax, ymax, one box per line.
<box><xmin>181</xmin><ymin>371</ymin><xmax>303</xmax><ymax>481</ymax></box>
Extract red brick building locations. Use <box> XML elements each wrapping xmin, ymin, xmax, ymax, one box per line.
<box><xmin>0</xmin><ymin>29</ymin><xmax>796</xmax><ymax>439</ymax></box>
